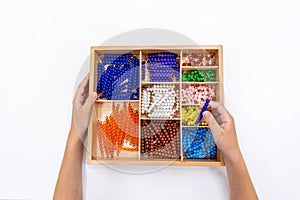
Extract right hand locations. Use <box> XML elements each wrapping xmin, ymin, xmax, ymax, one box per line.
<box><xmin>202</xmin><ymin>102</ymin><xmax>241</xmax><ymax>160</ymax></box>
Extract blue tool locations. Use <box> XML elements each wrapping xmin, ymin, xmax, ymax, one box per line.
<box><xmin>195</xmin><ymin>99</ymin><xmax>210</xmax><ymax>125</ymax></box>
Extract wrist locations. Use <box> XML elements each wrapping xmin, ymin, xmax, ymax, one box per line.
<box><xmin>222</xmin><ymin>147</ymin><xmax>243</xmax><ymax>164</ymax></box>
<box><xmin>67</xmin><ymin>122</ymin><xmax>83</xmax><ymax>149</ymax></box>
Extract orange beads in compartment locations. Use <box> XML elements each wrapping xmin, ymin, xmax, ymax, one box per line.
<box><xmin>97</xmin><ymin>103</ymin><xmax>139</xmax><ymax>158</ymax></box>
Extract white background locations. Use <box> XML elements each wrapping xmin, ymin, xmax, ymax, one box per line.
<box><xmin>1</xmin><ymin>0</ymin><xmax>300</xmax><ymax>199</ymax></box>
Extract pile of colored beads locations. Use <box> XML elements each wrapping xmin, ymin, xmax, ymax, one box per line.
<box><xmin>182</xmin><ymin>84</ymin><xmax>215</xmax><ymax>104</ymax></box>
<box><xmin>141</xmin><ymin>120</ymin><xmax>180</xmax><ymax>159</ymax></box>
<box><xmin>141</xmin><ymin>84</ymin><xmax>180</xmax><ymax>119</ymax></box>
<box><xmin>182</xmin><ymin>53</ymin><xmax>216</xmax><ymax>66</ymax></box>
<box><xmin>97</xmin><ymin>103</ymin><xmax>139</xmax><ymax>158</ymax></box>
<box><xmin>182</xmin><ymin>106</ymin><xmax>208</xmax><ymax>126</ymax></box>
<box><xmin>182</xmin><ymin>127</ymin><xmax>217</xmax><ymax>159</ymax></box>
<box><xmin>182</xmin><ymin>69</ymin><xmax>216</xmax><ymax>82</ymax></box>
<box><xmin>97</xmin><ymin>54</ymin><xmax>140</xmax><ymax>100</ymax></box>
<box><xmin>142</xmin><ymin>53</ymin><xmax>179</xmax><ymax>82</ymax></box>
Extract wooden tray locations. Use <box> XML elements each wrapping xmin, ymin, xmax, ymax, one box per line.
<box><xmin>87</xmin><ymin>45</ymin><xmax>224</xmax><ymax>166</ymax></box>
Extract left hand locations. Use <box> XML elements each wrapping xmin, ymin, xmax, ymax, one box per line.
<box><xmin>72</xmin><ymin>74</ymin><xmax>97</xmax><ymax>140</ymax></box>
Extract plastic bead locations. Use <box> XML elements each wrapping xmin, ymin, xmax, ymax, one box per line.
<box><xmin>182</xmin><ymin>105</ymin><xmax>208</xmax><ymax>126</ymax></box>
<box><xmin>182</xmin><ymin>84</ymin><xmax>215</xmax><ymax>104</ymax></box>
<box><xmin>141</xmin><ymin>84</ymin><xmax>180</xmax><ymax>119</ymax></box>
<box><xmin>182</xmin><ymin>127</ymin><xmax>217</xmax><ymax>159</ymax></box>
<box><xmin>142</xmin><ymin>53</ymin><xmax>179</xmax><ymax>82</ymax></box>
<box><xmin>182</xmin><ymin>69</ymin><xmax>216</xmax><ymax>82</ymax></box>
<box><xmin>182</xmin><ymin>53</ymin><xmax>216</xmax><ymax>66</ymax></box>
<box><xmin>97</xmin><ymin>53</ymin><xmax>140</xmax><ymax>100</ymax></box>
<box><xmin>141</xmin><ymin>120</ymin><xmax>180</xmax><ymax>159</ymax></box>
<box><xmin>97</xmin><ymin>103</ymin><xmax>139</xmax><ymax>157</ymax></box>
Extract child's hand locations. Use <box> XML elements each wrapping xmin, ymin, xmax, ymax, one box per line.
<box><xmin>72</xmin><ymin>74</ymin><xmax>97</xmax><ymax>141</ymax></box>
<box><xmin>203</xmin><ymin>102</ymin><xmax>240</xmax><ymax>160</ymax></box>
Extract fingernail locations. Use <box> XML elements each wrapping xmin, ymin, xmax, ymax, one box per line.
<box><xmin>203</xmin><ymin>111</ymin><xmax>210</xmax><ymax>118</ymax></box>
<box><xmin>92</xmin><ymin>92</ymin><xmax>97</xmax><ymax>98</ymax></box>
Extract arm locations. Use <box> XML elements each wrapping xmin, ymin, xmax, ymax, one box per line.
<box><xmin>203</xmin><ymin>102</ymin><xmax>258</xmax><ymax>200</ymax></box>
<box><xmin>53</xmin><ymin>74</ymin><xmax>97</xmax><ymax>200</ymax></box>
<box><xmin>53</xmin><ymin>123</ymin><xmax>84</xmax><ymax>200</ymax></box>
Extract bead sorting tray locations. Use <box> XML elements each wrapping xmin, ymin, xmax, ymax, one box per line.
<box><xmin>87</xmin><ymin>46</ymin><xmax>224</xmax><ymax>166</ymax></box>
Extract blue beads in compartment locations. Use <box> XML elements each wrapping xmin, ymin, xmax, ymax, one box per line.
<box><xmin>182</xmin><ymin>127</ymin><xmax>217</xmax><ymax>159</ymax></box>
<box><xmin>97</xmin><ymin>54</ymin><xmax>140</xmax><ymax>100</ymax></box>
<box><xmin>143</xmin><ymin>53</ymin><xmax>179</xmax><ymax>82</ymax></box>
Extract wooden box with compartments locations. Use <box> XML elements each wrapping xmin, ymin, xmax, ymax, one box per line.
<box><xmin>87</xmin><ymin>45</ymin><xmax>224</xmax><ymax>166</ymax></box>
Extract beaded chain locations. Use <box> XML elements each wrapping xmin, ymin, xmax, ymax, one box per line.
<box><xmin>141</xmin><ymin>120</ymin><xmax>180</xmax><ymax>159</ymax></box>
<box><xmin>97</xmin><ymin>54</ymin><xmax>140</xmax><ymax>100</ymax></box>
<box><xmin>182</xmin><ymin>53</ymin><xmax>216</xmax><ymax>66</ymax></box>
<box><xmin>142</xmin><ymin>53</ymin><xmax>179</xmax><ymax>82</ymax></box>
<box><xmin>95</xmin><ymin>51</ymin><xmax>220</xmax><ymax>161</ymax></box>
<box><xmin>182</xmin><ymin>69</ymin><xmax>216</xmax><ymax>82</ymax></box>
<box><xmin>97</xmin><ymin>103</ymin><xmax>139</xmax><ymax>158</ymax></box>
<box><xmin>182</xmin><ymin>127</ymin><xmax>217</xmax><ymax>159</ymax></box>
<box><xmin>182</xmin><ymin>105</ymin><xmax>208</xmax><ymax>126</ymax></box>
<box><xmin>182</xmin><ymin>84</ymin><xmax>215</xmax><ymax>104</ymax></box>
<box><xmin>141</xmin><ymin>84</ymin><xmax>180</xmax><ymax>119</ymax></box>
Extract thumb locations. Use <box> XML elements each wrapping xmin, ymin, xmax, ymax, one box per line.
<box><xmin>83</xmin><ymin>92</ymin><xmax>97</xmax><ymax>112</ymax></box>
<box><xmin>203</xmin><ymin>111</ymin><xmax>223</xmax><ymax>143</ymax></box>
